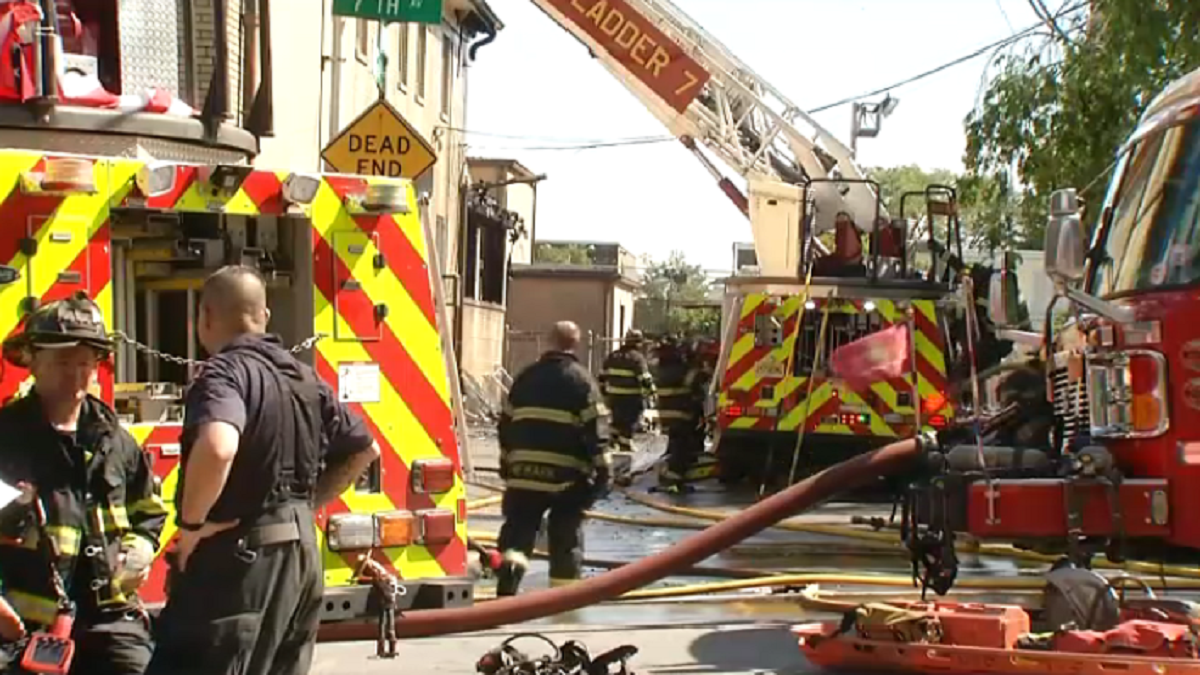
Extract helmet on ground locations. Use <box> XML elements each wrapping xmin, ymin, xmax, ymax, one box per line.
<box><xmin>3</xmin><ymin>291</ymin><xmax>113</xmax><ymax>368</ymax></box>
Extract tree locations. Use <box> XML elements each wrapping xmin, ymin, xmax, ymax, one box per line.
<box><xmin>868</xmin><ymin>166</ymin><xmax>1021</xmax><ymax>253</ymax></box>
<box><xmin>868</xmin><ymin>165</ymin><xmax>957</xmax><ymax>218</ymax></box>
<box><xmin>534</xmin><ymin>242</ymin><xmax>593</xmax><ymax>265</ymax></box>
<box><xmin>964</xmin><ymin>0</ymin><xmax>1200</xmax><ymax>241</ymax></box>
<box><xmin>635</xmin><ymin>251</ymin><xmax>719</xmax><ymax>336</ymax></box>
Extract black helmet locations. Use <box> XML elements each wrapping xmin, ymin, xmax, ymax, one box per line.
<box><xmin>3</xmin><ymin>291</ymin><xmax>113</xmax><ymax>368</ymax></box>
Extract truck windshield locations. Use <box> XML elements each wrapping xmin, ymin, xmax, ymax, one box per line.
<box><xmin>1090</xmin><ymin>116</ymin><xmax>1200</xmax><ymax>297</ymax></box>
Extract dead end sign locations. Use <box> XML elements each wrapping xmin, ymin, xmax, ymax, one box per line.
<box><xmin>322</xmin><ymin>99</ymin><xmax>437</xmax><ymax>180</ymax></box>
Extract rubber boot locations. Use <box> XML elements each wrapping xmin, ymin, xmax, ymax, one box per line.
<box><xmin>495</xmin><ymin>550</ymin><xmax>528</xmax><ymax>597</ymax></box>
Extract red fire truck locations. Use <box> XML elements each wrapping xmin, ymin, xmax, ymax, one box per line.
<box><xmin>909</xmin><ymin>63</ymin><xmax>1200</xmax><ymax>586</ymax></box>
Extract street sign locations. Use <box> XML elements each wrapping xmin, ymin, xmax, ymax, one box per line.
<box><xmin>322</xmin><ymin>99</ymin><xmax>437</xmax><ymax>180</ymax></box>
<box><xmin>332</xmin><ymin>0</ymin><xmax>443</xmax><ymax>25</ymax></box>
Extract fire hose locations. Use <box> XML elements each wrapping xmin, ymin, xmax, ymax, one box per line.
<box><xmin>617</xmin><ymin>490</ymin><xmax>1200</xmax><ymax>580</ymax></box>
<box><xmin>317</xmin><ymin>435</ymin><xmax>924</xmax><ymax>640</ymax></box>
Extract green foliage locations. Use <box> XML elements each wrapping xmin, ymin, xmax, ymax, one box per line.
<box><xmin>868</xmin><ymin>166</ymin><xmax>1026</xmax><ymax>253</ymax></box>
<box><xmin>534</xmin><ymin>242</ymin><xmax>593</xmax><ymax>265</ymax></box>
<box><xmin>868</xmin><ymin>165</ymin><xmax>957</xmax><ymax>217</ymax></box>
<box><xmin>964</xmin><ymin>0</ymin><xmax>1200</xmax><ymax>238</ymax></box>
<box><xmin>635</xmin><ymin>251</ymin><xmax>719</xmax><ymax>336</ymax></box>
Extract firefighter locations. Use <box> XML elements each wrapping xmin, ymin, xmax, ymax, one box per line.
<box><xmin>495</xmin><ymin>321</ymin><xmax>611</xmax><ymax>595</ymax></box>
<box><xmin>814</xmin><ymin>212</ymin><xmax>866</xmax><ymax>277</ymax></box>
<box><xmin>146</xmin><ymin>266</ymin><xmax>381</xmax><ymax>675</ymax></box>
<box><xmin>598</xmin><ymin>329</ymin><xmax>655</xmax><ymax>453</ymax></box>
<box><xmin>654</xmin><ymin>337</ymin><xmax>709</xmax><ymax>492</ymax></box>
<box><xmin>0</xmin><ymin>291</ymin><xmax>168</xmax><ymax>675</ymax></box>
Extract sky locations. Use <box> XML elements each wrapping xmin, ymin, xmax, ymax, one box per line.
<box><xmin>464</xmin><ymin>0</ymin><xmax>1049</xmax><ymax>273</ymax></box>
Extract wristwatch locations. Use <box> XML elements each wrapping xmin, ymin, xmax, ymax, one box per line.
<box><xmin>176</xmin><ymin>518</ymin><xmax>205</xmax><ymax>532</ymax></box>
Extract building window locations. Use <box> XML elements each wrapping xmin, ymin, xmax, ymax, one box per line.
<box><xmin>356</xmin><ymin>19</ymin><xmax>370</xmax><ymax>61</ymax></box>
<box><xmin>415</xmin><ymin>25</ymin><xmax>427</xmax><ymax>102</ymax></box>
<box><xmin>396</xmin><ymin>23</ymin><xmax>409</xmax><ymax>90</ymax></box>
<box><xmin>440</xmin><ymin>31</ymin><xmax>454</xmax><ymax>119</ymax></box>
<box><xmin>479</xmin><ymin>226</ymin><xmax>506</xmax><ymax>305</ymax></box>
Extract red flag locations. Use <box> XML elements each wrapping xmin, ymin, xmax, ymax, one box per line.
<box><xmin>829</xmin><ymin>324</ymin><xmax>911</xmax><ymax>392</ymax></box>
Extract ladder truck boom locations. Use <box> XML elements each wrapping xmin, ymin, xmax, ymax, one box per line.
<box><xmin>529</xmin><ymin>0</ymin><xmax>878</xmax><ymax>277</ymax></box>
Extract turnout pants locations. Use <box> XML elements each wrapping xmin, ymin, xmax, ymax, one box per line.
<box><xmin>663</xmin><ymin>423</ymin><xmax>702</xmax><ymax>484</ymax></box>
<box><xmin>145</xmin><ymin>503</ymin><xmax>322</xmax><ymax>675</ymax></box>
<box><xmin>608</xmin><ymin>397</ymin><xmax>643</xmax><ymax>451</ymax></box>
<box><xmin>496</xmin><ymin>486</ymin><xmax>590</xmax><ymax>594</ymax></box>
<box><xmin>67</xmin><ymin>609</ymin><xmax>153</xmax><ymax>675</ymax></box>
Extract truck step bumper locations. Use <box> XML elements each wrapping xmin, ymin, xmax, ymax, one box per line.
<box><xmin>319</xmin><ymin>577</ymin><xmax>474</xmax><ymax>623</ymax></box>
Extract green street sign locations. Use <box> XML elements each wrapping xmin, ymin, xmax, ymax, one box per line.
<box><xmin>332</xmin><ymin>0</ymin><xmax>443</xmax><ymax>25</ymax></box>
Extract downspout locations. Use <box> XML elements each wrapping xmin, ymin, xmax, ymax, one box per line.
<box><xmin>241</xmin><ymin>0</ymin><xmax>257</xmax><ymax>125</ymax></box>
<box><xmin>201</xmin><ymin>0</ymin><xmax>231</xmax><ymax>139</ymax></box>
<box><xmin>466</xmin><ymin>27</ymin><xmax>496</xmax><ymax>61</ymax></box>
<box><xmin>327</xmin><ymin>13</ymin><xmax>344</xmax><ymax>148</ymax></box>
<box><xmin>455</xmin><ymin>177</ymin><xmax>470</xmax><ymax>368</ymax></box>
<box><xmin>247</xmin><ymin>0</ymin><xmax>274</xmax><ymax>137</ymax></box>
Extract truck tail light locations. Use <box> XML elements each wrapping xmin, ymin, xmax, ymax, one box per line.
<box><xmin>1088</xmin><ymin>349</ymin><xmax>1169</xmax><ymax>438</ymax></box>
<box><xmin>417</xmin><ymin>509</ymin><xmax>456</xmax><ymax>545</ymax></box>
<box><xmin>326</xmin><ymin>514</ymin><xmax>376</xmax><ymax>551</ymax></box>
<box><xmin>412</xmin><ymin>458</ymin><xmax>456</xmax><ymax>494</ymax></box>
<box><xmin>375</xmin><ymin>511</ymin><xmax>415</xmax><ymax>548</ymax></box>
<box><xmin>922</xmin><ymin>391</ymin><xmax>947</xmax><ymax>414</ymax></box>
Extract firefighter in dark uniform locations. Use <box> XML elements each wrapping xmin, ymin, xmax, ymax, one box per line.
<box><xmin>654</xmin><ymin>338</ymin><xmax>710</xmax><ymax>492</ymax></box>
<box><xmin>496</xmin><ymin>321</ymin><xmax>611</xmax><ymax>595</ymax></box>
<box><xmin>0</xmin><ymin>291</ymin><xmax>168</xmax><ymax>675</ymax></box>
<box><xmin>145</xmin><ymin>266</ymin><xmax>381</xmax><ymax>675</ymax></box>
<box><xmin>598</xmin><ymin>330</ymin><xmax>655</xmax><ymax>453</ymax></box>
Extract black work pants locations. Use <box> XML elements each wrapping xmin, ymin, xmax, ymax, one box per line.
<box><xmin>608</xmin><ymin>398</ymin><xmax>643</xmax><ymax>450</ymax></box>
<box><xmin>497</xmin><ymin>486</ymin><xmax>589</xmax><ymax>586</ymax></box>
<box><xmin>665</xmin><ymin>423</ymin><xmax>702</xmax><ymax>479</ymax></box>
<box><xmin>67</xmin><ymin>609</ymin><xmax>153</xmax><ymax>675</ymax></box>
<box><xmin>144</xmin><ymin>504</ymin><xmax>322</xmax><ymax>675</ymax></box>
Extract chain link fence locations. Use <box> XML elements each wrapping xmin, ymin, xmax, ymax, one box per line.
<box><xmin>505</xmin><ymin>330</ymin><xmax>621</xmax><ymax>376</ymax></box>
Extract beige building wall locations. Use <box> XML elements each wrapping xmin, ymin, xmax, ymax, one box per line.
<box><xmin>250</xmin><ymin>1</ymin><xmax>498</xmax><ymax>284</ymax></box>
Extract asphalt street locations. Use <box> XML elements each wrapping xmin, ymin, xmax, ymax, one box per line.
<box><xmin>307</xmin><ymin>428</ymin><xmax>1048</xmax><ymax>674</ymax></box>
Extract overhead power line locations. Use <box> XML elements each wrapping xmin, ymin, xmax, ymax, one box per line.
<box><xmin>806</xmin><ymin>1</ymin><xmax>1087</xmax><ymax>114</ymax></box>
<box><xmin>453</xmin><ymin>2</ymin><xmax>1087</xmax><ymax>152</ymax></box>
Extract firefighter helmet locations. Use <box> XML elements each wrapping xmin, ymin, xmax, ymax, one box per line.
<box><xmin>3</xmin><ymin>291</ymin><xmax>113</xmax><ymax>368</ymax></box>
<box><xmin>624</xmin><ymin>329</ymin><xmax>644</xmax><ymax>346</ymax></box>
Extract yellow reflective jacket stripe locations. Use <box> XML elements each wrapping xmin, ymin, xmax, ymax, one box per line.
<box><xmin>510</xmin><ymin>407</ymin><xmax>582</xmax><ymax>426</ymax></box>
<box><xmin>503</xmin><ymin>478</ymin><xmax>571</xmax><ymax>493</ymax></box>
<box><xmin>505</xmin><ymin>450</ymin><xmax>592</xmax><ymax>472</ymax></box>
<box><xmin>6</xmin><ymin>590</ymin><xmax>57</xmax><ymax>626</ymax></box>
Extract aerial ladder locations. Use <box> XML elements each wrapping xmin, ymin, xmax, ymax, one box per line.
<box><xmin>528</xmin><ymin>0</ymin><xmax>878</xmax><ymax>278</ymax></box>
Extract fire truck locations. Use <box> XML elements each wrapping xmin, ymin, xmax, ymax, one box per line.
<box><xmin>0</xmin><ymin>153</ymin><xmax>474</xmax><ymax>623</ymax></box>
<box><xmin>906</xmin><ymin>64</ymin><xmax>1200</xmax><ymax>590</ymax></box>
<box><xmin>523</xmin><ymin>0</ymin><xmax>992</xmax><ymax>485</ymax></box>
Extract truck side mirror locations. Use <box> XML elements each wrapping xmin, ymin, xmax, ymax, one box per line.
<box><xmin>988</xmin><ymin>269</ymin><xmax>1020</xmax><ymax>328</ymax></box>
<box><xmin>1044</xmin><ymin>188</ymin><xmax>1087</xmax><ymax>282</ymax></box>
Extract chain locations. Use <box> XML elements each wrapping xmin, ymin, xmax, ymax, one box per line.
<box><xmin>109</xmin><ymin>330</ymin><xmax>326</xmax><ymax>370</ymax></box>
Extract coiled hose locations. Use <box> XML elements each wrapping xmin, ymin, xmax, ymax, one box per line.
<box><xmin>317</xmin><ymin>436</ymin><xmax>923</xmax><ymax>640</ymax></box>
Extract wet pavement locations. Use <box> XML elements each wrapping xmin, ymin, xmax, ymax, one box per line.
<box><xmin>308</xmin><ymin>428</ymin><xmax>1162</xmax><ymax>673</ymax></box>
